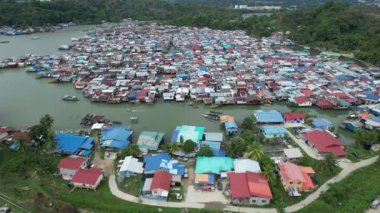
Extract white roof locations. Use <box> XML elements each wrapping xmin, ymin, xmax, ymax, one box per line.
<box><xmin>283</xmin><ymin>148</ymin><xmax>303</xmax><ymax>159</ymax></box>
<box><xmin>234</xmin><ymin>159</ymin><xmax>261</xmax><ymax>173</ymax></box>
<box><xmin>142</xmin><ymin>178</ymin><xmax>153</xmax><ymax>192</ymax></box>
<box><xmin>91</xmin><ymin>123</ymin><xmax>104</xmax><ymax>130</ymax></box>
<box><xmin>119</xmin><ymin>156</ymin><xmax>144</xmax><ymax>174</ymax></box>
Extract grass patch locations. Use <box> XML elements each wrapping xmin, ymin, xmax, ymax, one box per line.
<box><xmin>168</xmin><ymin>186</ymin><xmax>184</xmax><ymax>202</ymax></box>
<box><xmin>298</xmin><ymin>156</ymin><xmax>380</xmax><ymax>213</ymax></box>
<box><xmin>346</xmin><ymin>144</ymin><xmax>379</xmax><ymax>162</ymax></box>
<box><xmin>119</xmin><ymin>175</ymin><xmax>143</xmax><ymax>196</ymax></box>
<box><xmin>0</xmin><ymin>147</ymin><xmax>213</xmax><ymax>213</ymax></box>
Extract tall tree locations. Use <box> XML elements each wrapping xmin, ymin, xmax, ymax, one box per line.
<box><xmin>246</xmin><ymin>142</ymin><xmax>264</xmax><ymax>161</ymax></box>
<box><xmin>182</xmin><ymin>140</ymin><xmax>196</xmax><ymax>153</ymax></box>
<box><xmin>318</xmin><ymin>154</ymin><xmax>338</xmax><ymax>175</ymax></box>
<box><xmin>197</xmin><ymin>145</ymin><xmax>213</xmax><ymax>157</ymax></box>
<box><xmin>227</xmin><ymin>136</ymin><xmax>247</xmax><ymax>158</ymax></box>
<box><xmin>262</xmin><ymin>164</ymin><xmax>276</xmax><ymax>183</ymax></box>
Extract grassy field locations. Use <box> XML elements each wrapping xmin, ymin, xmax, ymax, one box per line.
<box><xmin>346</xmin><ymin>144</ymin><xmax>379</xmax><ymax>162</ymax></box>
<box><xmin>0</xmin><ymin>147</ymin><xmax>216</xmax><ymax>213</ymax></box>
<box><xmin>298</xmin><ymin>156</ymin><xmax>380</xmax><ymax>213</ymax></box>
<box><xmin>120</xmin><ymin>175</ymin><xmax>143</xmax><ymax>196</ymax></box>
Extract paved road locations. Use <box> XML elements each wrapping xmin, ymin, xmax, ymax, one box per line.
<box><xmin>108</xmin><ymin>155</ymin><xmax>378</xmax><ymax>213</ymax></box>
<box><xmin>286</xmin><ymin>130</ymin><xmax>323</xmax><ymax>160</ymax></box>
<box><xmin>285</xmin><ymin>156</ymin><xmax>379</xmax><ymax>213</ymax></box>
<box><xmin>108</xmin><ymin>175</ymin><xmax>277</xmax><ymax>212</ymax></box>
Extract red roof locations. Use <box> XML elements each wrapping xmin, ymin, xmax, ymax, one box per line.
<box><xmin>294</xmin><ymin>96</ymin><xmax>310</xmax><ymax>103</ymax></box>
<box><xmin>71</xmin><ymin>168</ymin><xmax>103</xmax><ymax>185</ymax></box>
<box><xmin>0</xmin><ymin>127</ymin><xmax>13</xmax><ymax>134</ymax></box>
<box><xmin>300</xmin><ymin>88</ymin><xmax>313</xmax><ymax>96</ymax></box>
<box><xmin>228</xmin><ymin>173</ymin><xmax>250</xmax><ymax>198</ymax></box>
<box><xmin>228</xmin><ymin>172</ymin><xmax>272</xmax><ymax>199</ymax></box>
<box><xmin>278</xmin><ymin>162</ymin><xmax>305</xmax><ymax>182</ymax></box>
<box><xmin>58</xmin><ymin>157</ymin><xmax>87</xmax><ymax>170</ymax></box>
<box><xmin>11</xmin><ymin>131</ymin><xmax>29</xmax><ymax>141</ymax></box>
<box><xmin>246</xmin><ymin>172</ymin><xmax>273</xmax><ymax>199</ymax></box>
<box><xmin>151</xmin><ymin>170</ymin><xmax>171</xmax><ymax>191</ymax></box>
<box><xmin>303</xmin><ymin>130</ymin><xmax>346</xmax><ymax>157</ymax></box>
<box><xmin>283</xmin><ymin>112</ymin><xmax>305</xmax><ymax>121</ymax></box>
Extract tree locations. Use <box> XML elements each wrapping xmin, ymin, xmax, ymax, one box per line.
<box><xmin>227</xmin><ymin>136</ymin><xmax>247</xmax><ymax>158</ymax></box>
<box><xmin>182</xmin><ymin>140</ymin><xmax>196</xmax><ymax>153</ymax></box>
<box><xmin>40</xmin><ymin>114</ymin><xmax>54</xmax><ymax>130</ymax></box>
<box><xmin>122</xmin><ymin>144</ymin><xmax>141</xmax><ymax>157</ymax></box>
<box><xmin>318</xmin><ymin>154</ymin><xmax>338</xmax><ymax>175</ymax></box>
<box><xmin>246</xmin><ymin>142</ymin><xmax>264</xmax><ymax>161</ymax></box>
<box><xmin>262</xmin><ymin>164</ymin><xmax>276</xmax><ymax>183</ymax></box>
<box><xmin>241</xmin><ymin>116</ymin><xmax>255</xmax><ymax>130</ymax></box>
<box><xmin>197</xmin><ymin>145</ymin><xmax>213</xmax><ymax>157</ymax></box>
<box><xmin>240</xmin><ymin>130</ymin><xmax>256</xmax><ymax>143</ymax></box>
<box><xmin>162</xmin><ymin>142</ymin><xmax>178</xmax><ymax>155</ymax></box>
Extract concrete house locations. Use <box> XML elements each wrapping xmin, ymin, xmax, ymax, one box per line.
<box><xmin>58</xmin><ymin>156</ymin><xmax>87</xmax><ymax>180</ymax></box>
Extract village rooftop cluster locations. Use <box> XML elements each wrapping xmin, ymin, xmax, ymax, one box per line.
<box><xmin>0</xmin><ymin>21</ymin><xmax>379</xmax><ymax>108</ymax></box>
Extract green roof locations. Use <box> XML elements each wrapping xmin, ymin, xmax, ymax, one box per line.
<box><xmin>137</xmin><ymin>131</ymin><xmax>165</xmax><ymax>150</ymax></box>
<box><xmin>195</xmin><ymin>157</ymin><xmax>234</xmax><ymax>174</ymax></box>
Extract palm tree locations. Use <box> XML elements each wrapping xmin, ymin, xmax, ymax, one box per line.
<box><xmin>124</xmin><ymin>144</ymin><xmax>141</xmax><ymax>157</ymax></box>
<box><xmin>262</xmin><ymin>164</ymin><xmax>276</xmax><ymax>183</ymax></box>
<box><xmin>166</xmin><ymin>143</ymin><xmax>178</xmax><ymax>155</ymax></box>
<box><xmin>246</xmin><ymin>142</ymin><xmax>264</xmax><ymax>161</ymax></box>
<box><xmin>318</xmin><ymin>153</ymin><xmax>338</xmax><ymax>175</ymax></box>
<box><xmin>40</xmin><ymin>114</ymin><xmax>54</xmax><ymax>130</ymax></box>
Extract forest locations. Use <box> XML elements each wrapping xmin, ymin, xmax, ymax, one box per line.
<box><xmin>0</xmin><ymin>0</ymin><xmax>379</xmax><ymax>65</ymax></box>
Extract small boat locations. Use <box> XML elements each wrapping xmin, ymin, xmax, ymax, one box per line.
<box><xmin>62</xmin><ymin>95</ymin><xmax>79</xmax><ymax>101</ymax></box>
<box><xmin>202</xmin><ymin>113</ymin><xmax>220</xmax><ymax>121</ymax></box>
<box><xmin>130</xmin><ymin>117</ymin><xmax>138</xmax><ymax>123</ymax></box>
<box><xmin>112</xmin><ymin>121</ymin><xmax>123</xmax><ymax>125</ymax></box>
<box><xmin>58</xmin><ymin>45</ymin><xmax>70</xmax><ymax>51</ymax></box>
<box><xmin>31</xmin><ymin>37</ymin><xmax>40</xmax><ymax>40</ymax></box>
<box><xmin>209</xmin><ymin>111</ymin><xmax>223</xmax><ymax>115</ymax></box>
<box><xmin>0</xmin><ymin>41</ymin><xmax>10</xmax><ymax>44</ymax></box>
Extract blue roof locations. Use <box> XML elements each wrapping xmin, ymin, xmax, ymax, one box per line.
<box><xmin>101</xmin><ymin>126</ymin><xmax>132</xmax><ymax>149</ymax></box>
<box><xmin>144</xmin><ymin>153</ymin><xmax>171</xmax><ymax>173</ymax></box>
<box><xmin>261</xmin><ymin>126</ymin><xmax>287</xmax><ymax>135</ymax></box>
<box><xmin>55</xmin><ymin>133</ymin><xmax>94</xmax><ymax>154</ymax></box>
<box><xmin>79</xmin><ymin>150</ymin><xmax>91</xmax><ymax>157</ymax></box>
<box><xmin>364</xmin><ymin>92</ymin><xmax>380</xmax><ymax>101</ymax></box>
<box><xmin>79</xmin><ymin>138</ymin><xmax>94</xmax><ymax>150</ymax></box>
<box><xmin>208</xmin><ymin>174</ymin><xmax>215</xmax><ymax>184</ymax></box>
<box><xmin>225</xmin><ymin>121</ymin><xmax>238</xmax><ymax>129</ymax></box>
<box><xmin>254</xmin><ymin>82</ymin><xmax>266</xmax><ymax>88</ymax></box>
<box><xmin>312</xmin><ymin>118</ymin><xmax>332</xmax><ymax>129</ymax></box>
<box><xmin>255</xmin><ymin>110</ymin><xmax>285</xmax><ymax>123</ymax></box>
<box><xmin>202</xmin><ymin>141</ymin><xmax>223</xmax><ymax>157</ymax></box>
<box><xmin>336</xmin><ymin>75</ymin><xmax>354</xmax><ymax>81</ymax></box>
<box><xmin>370</xmin><ymin>117</ymin><xmax>380</xmax><ymax>123</ymax></box>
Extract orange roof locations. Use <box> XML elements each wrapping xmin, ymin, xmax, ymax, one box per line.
<box><xmin>195</xmin><ymin>174</ymin><xmax>208</xmax><ymax>182</ymax></box>
<box><xmin>301</xmin><ymin>170</ymin><xmax>315</xmax><ymax>190</ymax></box>
<box><xmin>301</xmin><ymin>167</ymin><xmax>315</xmax><ymax>174</ymax></box>
<box><xmin>358</xmin><ymin>113</ymin><xmax>369</xmax><ymax>119</ymax></box>
<box><xmin>220</xmin><ymin>115</ymin><xmax>235</xmax><ymax>123</ymax></box>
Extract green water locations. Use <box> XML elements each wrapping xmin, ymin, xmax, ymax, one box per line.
<box><xmin>0</xmin><ymin>26</ymin><xmax>355</xmax><ymax>144</ymax></box>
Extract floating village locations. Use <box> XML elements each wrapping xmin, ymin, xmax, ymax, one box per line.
<box><xmin>0</xmin><ymin>21</ymin><xmax>380</xmax><ymax>210</ymax></box>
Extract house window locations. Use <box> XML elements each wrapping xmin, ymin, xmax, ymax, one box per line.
<box><xmin>262</xmin><ymin>200</ymin><xmax>266</xmax><ymax>203</ymax></box>
<box><xmin>298</xmin><ymin>182</ymin><xmax>301</xmax><ymax>184</ymax></box>
<box><xmin>253</xmin><ymin>200</ymin><xmax>257</xmax><ymax>203</ymax></box>
<box><xmin>290</xmin><ymin>181</ymin><xmax>293</xmax><ymax>184</ymax></box>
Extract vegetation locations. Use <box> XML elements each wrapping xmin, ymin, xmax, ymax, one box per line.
<box><xmin>197</xmin><ymin>145</ymin><xmax>213</xmax><ymax>157</ymax></box>
<box><xmin>354</xmin><ymin>129</ymin><xmax>380</xmax><ymax>146</ymax></box>
<box><xmin>121</xmin><ymin>175</ymin><xmax>143</xmax><ymax>196</ymax></box>
<box><xmin>246</xmin><ymin>142</ymin><xmax>264</xmax><ymax>161</ymax></box>
<box><xmin>318</xmin><ymin>154</ymin><xmax>339</xmax><ymax>176</ymax></box>
<box><xmin>182</xmin><ymin>140</ymin><xmax>196</xmax><ymax>153</ymax></box>
<box><xmin>226</xmin><ymin>136</ymin><xmax>247</xmax><ymax>158</ymax></box>
<box><xmin>162</xmin><ymin>142</ymin><xmax>178</xmax><ymax>155</ymax></box>
<box><xmin>299</xmin><ymin>157</ymin><xmax>380</xmax><ymax>213</ymax></box>
<box><xmin>119</xmin><ymin>143</ymin><xmax>141</xmax><ymax>158</ymax></box>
